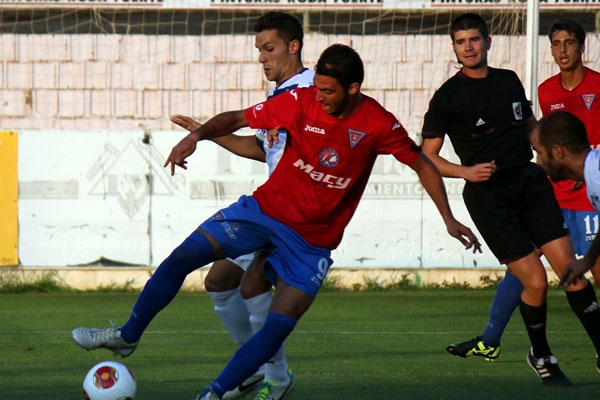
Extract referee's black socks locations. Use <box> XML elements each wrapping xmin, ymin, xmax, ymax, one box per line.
<box><xmin>520</xmin><ymin>300</ymin><xmax>552</xmax><ymax>358</ymax></box>
<box><xmin>565</xmin><ymin>280</ymin><xmax>600</xmax><ymax>355</ymax></box>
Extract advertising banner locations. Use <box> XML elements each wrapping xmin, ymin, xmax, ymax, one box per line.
<box><xmin>0</xmin><ymin>0</ymin><xmax>597</xmax><ymax>10</ymax></box>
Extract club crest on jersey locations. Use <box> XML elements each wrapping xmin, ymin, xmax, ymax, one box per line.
<box><xmin>348</xmin><ymin>129</ymin><xmax>365</xmax><ymax>149</ymax></box>
<box><xmin>512</xmin><ymin>102</ymin><xmax>523</xmax><ymax>120</ymax></box>
<box><xmin>251</xmin><ymin>103</ymin><xmax>264</xmax><ymax>119</ymax></box>
<box><xmin>212</xmin><ymin>211</ymin><xmax>225</xmax><ymax>220</ymax></box>
<box><xmin>319</xmin><ymin>148</ymin><xmax>339</xmax><ymax>168</ymax></box>
<box><xmin>582</xmin><ymin>94</ymin><xmax>596</xmax><ymax>110</ymax></box>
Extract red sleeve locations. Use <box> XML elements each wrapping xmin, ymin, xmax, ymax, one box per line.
<box><xmin>244</xmin><ymin>90</ymin><xmax>299</xmax><ymax>130</ymax></box>
<box><xmin>376</xmin><ymin>112</ymin><xmax>421</xmax><ymax>165</ymax></box>
<box><xmin>537</xmin><ymin>77</ymin><xmax>554</xmax><ymax>117</ymax></box>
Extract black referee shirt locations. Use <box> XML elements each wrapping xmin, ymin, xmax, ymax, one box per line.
<box><xmin>422</xmin><ymin>67</ymin><xmax>533</xmax><ymax>171</ymax></box>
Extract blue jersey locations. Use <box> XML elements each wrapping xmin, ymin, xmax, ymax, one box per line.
<box><xmin>558</xmin><ymin>149</ymin><xmax>600</xmax><ymax>255</ymax></box>
<box><xmin>584</xmin><ymin>149</ymin><xmax>600</xmax><ymax>212</ymax></box>
<box><xmin>256</xmin><ymin>68</ymin><xmax>314</xmax><ymax>175</ymax></box>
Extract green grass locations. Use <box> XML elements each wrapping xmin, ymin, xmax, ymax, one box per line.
<box><xmin>0</xmin><ymin>290</ymin><xmax>598</xmax><ymax>399</ymax></box>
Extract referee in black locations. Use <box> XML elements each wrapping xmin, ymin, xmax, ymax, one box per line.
<box><xmin>422</xmin><ymin>13</ymin><xmax>600</xmax><ymax>386</ymax></box>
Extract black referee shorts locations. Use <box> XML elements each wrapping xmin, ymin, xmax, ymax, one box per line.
<box><xmin>462</xmin><ymin>163</ymin><xmax>568</xmax><ymax>264</ymax></box>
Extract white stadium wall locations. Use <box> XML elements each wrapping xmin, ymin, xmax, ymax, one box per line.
<box><xmin>2</xmin><ymin>33</ymin><xmax>599</xmax><ymax>132</ymax></box>
<box><xmin>17</xmin><ymin>128</ymin><xmax>493</xmax><ymax>268</ymax></box>
<box><xmin>6</xmin><ymin>32</ymin><xmax>600</xmax><ymax>268</ymax></box>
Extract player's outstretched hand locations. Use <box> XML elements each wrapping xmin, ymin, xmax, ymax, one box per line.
<box><xmin>171</xmin><ymin>115</ymin><xmax>202</xmax><ymax>132</ymax></box>
<box><xmin>560</xmin><ymin>259</ymin><xmax>589</xmax><ymax>287</ymax></box>
<box><xmin>463</xmin><ymin>161</ymin><xmax>496</xmax><ymax>183</ymax></box>
<box><xmin>446</xmin><ymin>218</ymin><xmax>482</xmax><ymax>254</ymax></box>
<box><xmin>267</xmin><ymin>126</ymin><xmax>282</xmax><ymax>148</ymax></box>
<box><xmin>163</xmin><ymin>134</ymin><xmax>199</xmax><ymax>176</ymax></box>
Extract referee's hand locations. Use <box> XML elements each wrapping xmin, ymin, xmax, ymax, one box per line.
<box><xmin>463</xmin><ymin>161</ymin><xmax>496</xmax><ymax>183</ymax></box>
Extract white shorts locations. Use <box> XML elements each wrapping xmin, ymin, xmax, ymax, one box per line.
<box><xmin>228</xmin><ymin>252</ymin><xmax>256</xmax><ymax>271</ymax></box>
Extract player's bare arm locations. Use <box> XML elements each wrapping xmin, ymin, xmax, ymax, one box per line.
<box><xmin>213</xmin><ymin>135</ymin><xmax>265</xmax><ymax>162</ymax></box>
<box><xmin>164</xmin><ymin>110</ymin><xmax>248</xmax><ymax>175</ymax></box>
<box><xmin>171</xmin><ymin>114</ymin><xmax>266</xmax><ymax>162</ymax></box>
<box><xmin>409</xmin><ymin>153</ymin><xmax>482</xmax><ymax>253</ymax></box>
<box><xmin>422</xmin><ymin>136</ymin><xmax>496</xmax><ymax>182</ymax></box>
<box><xmin>561</xmin><ymin>232</ymin><xmax>600</xmax><ymax>287</ymax></box>
<box><xmin>171</xmin><ymin>114</ymin><xmax>202</xmax><ymax>132</ymax></box>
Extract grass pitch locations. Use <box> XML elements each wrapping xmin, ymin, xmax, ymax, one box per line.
<box><xmin>0</xmin><ymin>289</ymin><xmax>598</xmax><ymax>399</ymax></box>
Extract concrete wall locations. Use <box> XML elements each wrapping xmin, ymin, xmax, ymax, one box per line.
<box><xmin>5</xmin><ymin>32</ymin><xmax>597</xmax><ymax>269</ymax></box>
<box><xmin>16</xmin><ymin>129</ymin><xmax>494</xmax><ymax>268</ymax></box>
<box><xmin>1</xmin><ymin>33</ymin><xmax>598</xmax><ymax>134</ymax></box>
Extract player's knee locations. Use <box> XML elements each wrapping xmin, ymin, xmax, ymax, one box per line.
<box><xmin>168</xmin><ymin>244</ymin><xmax>189</xmax><ymax>264</ymax></box>
<box><xmin>204</xmin><ymin>274</ymin><xmax>218</xmax><ymax>292</ymax></box>
<box><xmin>169</xmin><ymin>235</ymin><xmax>212</xmax><ymax>266</ymax></box>
<box><xmin>204</xmin><ymin>273</ymin><xmax>232</xmax><ymax>292</ymax></box>
<box><xmin>204</xmin><ymin>263</ymin><xmax>243</xmax><ymax>292</ymax></box>
<box><xmin>239</xmin><ymin>283</ymin><xmax>251</xmax><ymax>299</ymax></box>
<box><xmin>524</xmin><ymin>276</ymin><xmax>548</xmax><ymax>295</ymax></box>
<box><xmin>240</xmin><ymin>272</ymin><xmax>272</xmax><ymax>299</ymax></box>
<box><xmin>239</xmin><ymin>283</ymin><xmax>268</xmax><ymax>299</ymax></box>
<box><xmin>159</xmin><ymin>245</ymin><xmax>196</xmax><ymax>280</ymax></box>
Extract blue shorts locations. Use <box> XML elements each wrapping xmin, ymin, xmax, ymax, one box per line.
<box><xmin>198</xmin><ymin>195</ymin><xmax>333</xmax><ymax>297</ymax></box>
<box><xmin>561</xmin><ymin>209</ymin><xmax>598</xmax><ymax>256</ymax></box>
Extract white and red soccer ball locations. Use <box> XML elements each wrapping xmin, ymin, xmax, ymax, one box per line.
<box><xmin>83</xmin><ymin>361</ymin><xmax>136</xmax><ymax>400</ymax></box>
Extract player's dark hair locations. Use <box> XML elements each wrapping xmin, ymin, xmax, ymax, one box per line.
<box><xmin>548</xmin><ymin>19</ymin><xmax>586</xmax><ymax>46</ymax></box>
<box><xmin>450</xmin><ymin>13</ymin><xmax>489</xmax><ymax>41</ymax></box>
<box><xmin>254</xmin><ymin>11</ymin><xmax>303</xmax><ymax>53</ymax></box>
<box><xmin>315</xmin><ymin>44</ymin><xmax>364</xmax><ymax>89</ymax></box>
<box><xmin>537</xmin><ymin>111</ymin><xmax>589</xmax><ymax>154</ymax></box>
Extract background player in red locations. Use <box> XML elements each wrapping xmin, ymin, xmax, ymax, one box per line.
<box><xmin>539</xmin><ymin>19</ymin><xmax>600</xmax><ymax>284</ymax></box>
<box><xmin>72</xmin><ymin>43</ymin><xmax>481</xmax><ymax>400</ymax></box>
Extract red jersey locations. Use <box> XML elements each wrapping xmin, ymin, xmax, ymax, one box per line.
<box><xmin>244</xmin><ymin>86</ymin><xmax>420</xmax><ymax>249</ymax></box>
<box><xmin>538</xmin><ymin>67</ymin><xmax>600</xmax><ymax>211</ymax></box>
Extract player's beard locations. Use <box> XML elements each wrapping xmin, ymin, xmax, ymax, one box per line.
<box><xmin>328</xmin><ymin>92</ymin><xmax>351</xmax><ymax>117</ymax></box>
<box><xmin>545</xmin><ymin>157</ymin><xmax>570</xmax><ymax>182</ymax></box>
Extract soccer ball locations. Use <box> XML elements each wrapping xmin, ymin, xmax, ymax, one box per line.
<box><xmin>83</xmin><ymin>361</ymin><xmax>136</xmax><ymax>400</ymax></box>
